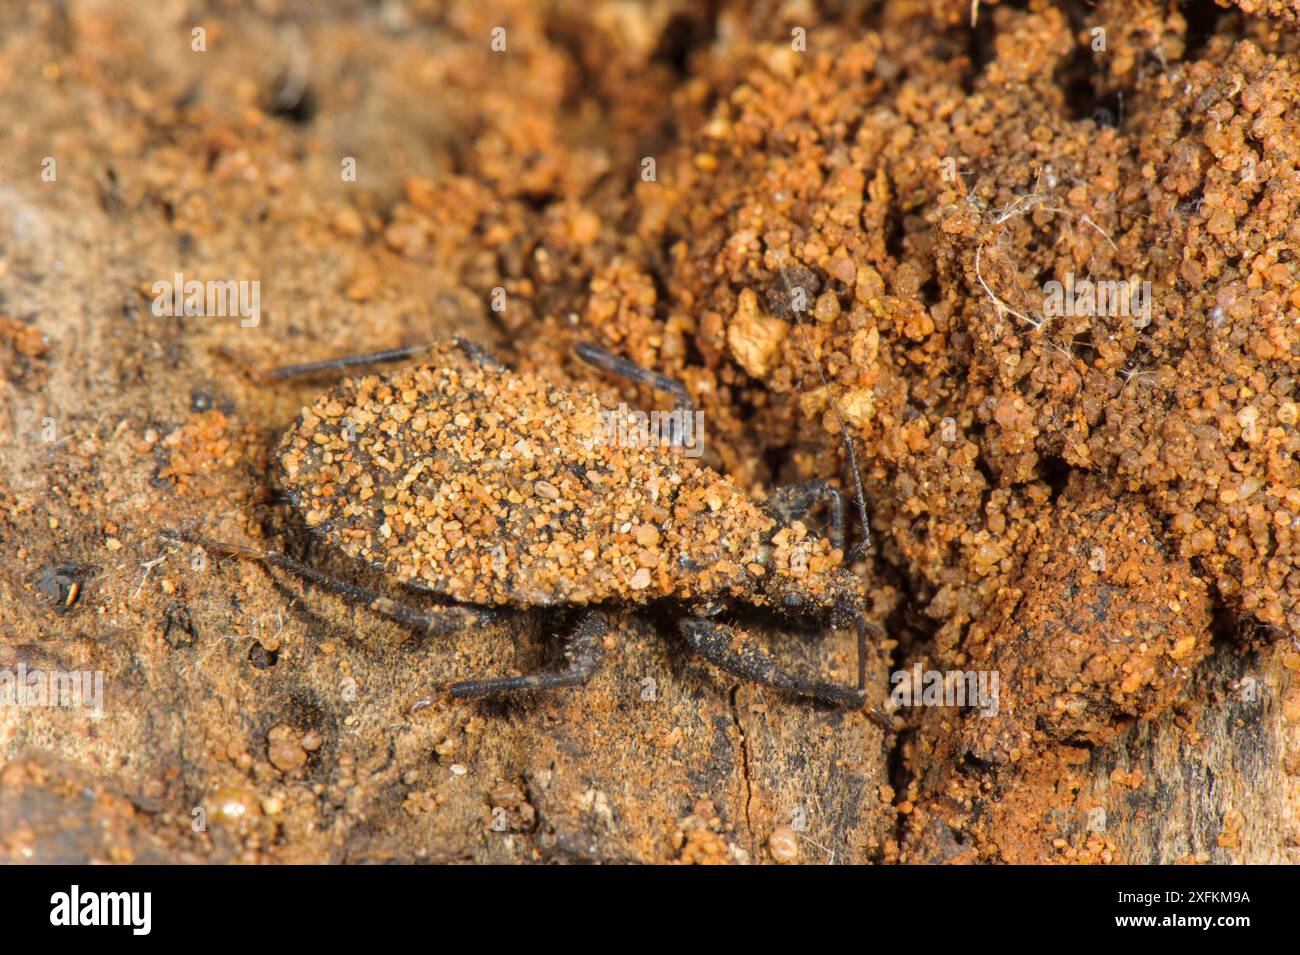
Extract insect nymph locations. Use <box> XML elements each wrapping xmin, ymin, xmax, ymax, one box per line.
<box><xmin>172</xmin><ymin>337</ymin><xmax>884</xmax><ymax>721</ymax></box>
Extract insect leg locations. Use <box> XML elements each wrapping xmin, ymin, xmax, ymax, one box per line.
<box><xmin>679</xmin><ymin>617</ymin><xmax>893</xmax><ymax>728</ymax></box>
<box><xmin>767</xmin><ymin>479</ymin><xmax>848</xmax><ymax>552</ymax></box>
<box><xmin>447</xmin><ymin>611</ymin><xmax>607</xmax><ymax>699</ymax></box>
<box><xmin>216</xmin><ymin>342</ymin><xmax>436</xmax><ymax>382</ymax></box>
<box><xmin>219</xmin><ymin>335</ymin><xmax>506</xmax><ymax>382</ymax></box>
<box><xmin>575</xmin><ymin>342</ymin><xmax>694</xmax><ymax>413</ymax></box>
<box><xmin>453</xmin><ymin>336</ymin><xmax>507</xmax><ymax>369</ymax></box>
<box><xmin>159</xmin><ymin>531</ymin><xmax>492</xmax><ymax>635</ymax></box>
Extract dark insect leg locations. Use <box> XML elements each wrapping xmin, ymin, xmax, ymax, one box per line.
<box><xmin>216</xmin><ymin>342</ymin><xmax>436</xmax><ymax>382</ymax></box>
<box><xmin>575</xmin><ymin>342</ymin><xmax>694</xmax><ymax>413</ymax></box>
<box><xmin>768</xmin><ymin>478</ymin><xmax>848</xmax><ymax>552</ymax></box>
<box><xmin>679</xmin><ymin>617</ymin><xmax>893</xmax><ymax>728</ymax></box>
<box><xmin>448</xmin><ymin>611</ymin><xmax>607</xmax><ymax>699</ymax></box>
<box><xmin>160</xmin><ymin>531</ymin><xmax>492</xmax><ymax>635</ymax></box>
<box><xmin>218</xmin><ymin>336</ymin><xmax>504</xmax><ymax>383</ymax></box>
<box><xmin>453</xmin><ymin>336</ymin><xmax>507</xmax><ymax>369</ymax></box>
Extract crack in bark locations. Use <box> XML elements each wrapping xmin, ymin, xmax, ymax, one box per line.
<box><xmin>728</xmin><ymin>683</ymin><xmax>756</xmax><ymax>858</ymax></box>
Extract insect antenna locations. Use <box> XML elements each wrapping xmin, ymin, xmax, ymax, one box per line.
<box><xmin>778</xmin><ymin>268</ymin><xmax>871</xmax><ymax>561</ymax></box>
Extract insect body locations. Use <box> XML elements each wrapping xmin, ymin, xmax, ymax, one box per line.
<box><xmin>175</xmin><ymin>339</ymin><xmax>883</xmax><ymax>717</ymax></box>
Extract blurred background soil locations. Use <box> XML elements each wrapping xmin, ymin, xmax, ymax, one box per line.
<box><xmin>2</xmin><ymin>0</ymin><xmax>1299</xmax><ymax>863</ymax></box>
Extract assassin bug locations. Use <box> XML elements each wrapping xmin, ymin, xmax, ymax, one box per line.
<box><xmin>168</xmin><ymin>321</ymin><xmax>887</xmax><ymax>724</ymax></box>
